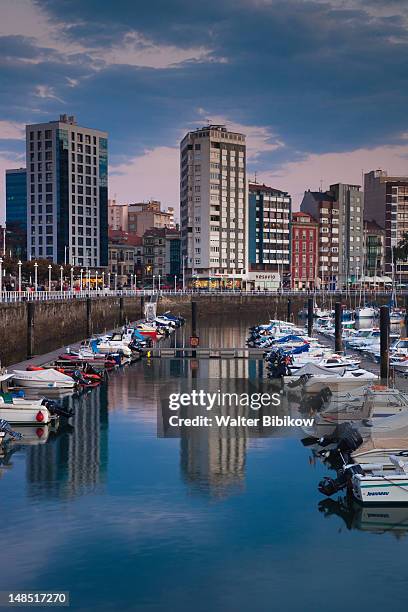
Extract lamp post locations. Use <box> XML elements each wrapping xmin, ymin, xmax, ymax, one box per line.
<box><xmin>87</xmin><ymin>269</ymin><xmax>91</xmax><ymax>292</ymax></box>
<box><xmin>70</xmin><ymin>267</ymin><xmax>74</xmax><ymax>292</ymax></box>
<box><xmin>174</xmin><ymin>275</ymin><xmax>177</xmax><ymax>292</ymax></box>
<box><xmin>80</xmin><ymin>268</ymin><xmax>83</xmax><ymax>294</ymax></box>
<box><xmin>95</xmin><ymin>270</ymin><xmax>98</xmax><ymax>291</ymax></box>
<box><xmin>102</xmin><ymin>271</ymin><xmax>105</xmax><ymax>291</ymax></box>
<box><xmin>158</xmin><ymin>274</ymin><xmax>161</xmax><ymax>292</ymax></box>
<box><xmin>34</xmin><ymin>262</ymin><xmax>38</xmax><ymax>292</ymax></box>
<box><xmin>18</xmin><ymin>260</ymin><xmax>22</xmax><ymax>293</ymax></box>
<box><xmin>60</xmin><ymin>265</ymin><xmax>63</xmax><ymax>293</ymax></box>
<box><xmin>108</xmin><ymin>272</ymin><xmax>111</xmax><ymax>290</ymax></box>
<box><xmin>114</xmin><ymin>272</ymin><xmax>117</xmax><ymax>292</ymax></box>
<box><xmin>182</xmin><ymin>256</ymin><xmax>186</xmax><ymax>292</ymax></box>
<box><xmin>152</xmin><ymin>275</ymin><xmax>155</xmax><ymax>292</ymax></box>
<box><xmin>130</xmin><ymin>273</ymin><xmax>134</xmax><ymax>290</ymax></box>
<box><xmin>0</xmin><ymin>257</ymin><xmax>3</xmax><ymax>297</ymax></box>
<box><xmin>48</xmin><ymin>264</ymin><xmax>52</xmax><ymax>292</ymax></box>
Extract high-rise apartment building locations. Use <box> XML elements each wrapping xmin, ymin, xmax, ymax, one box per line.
<box><xmin>180</xmin><ymin>125</ymin><xmax>246</xmax><ymax>287</ymax></box>
<box><xmin>5</xmin><ymin>167</ymin><xmax>27</xmax><ymax>259</ymax></box>
<box><xmin>247</xmin><ymin>182</ymin><xmax>291</xmax><ymax>289</ymax></box>
<box><xmin>329</xmin><ymin>183</ymin><xmax>363</xmax><ymax>284</ymax></box>
<box><xmin>301</xmin><ymin>190</ymin><xmax>339</xmax><ymax>289</ymax></box>
<box><xmin>364</xmin><ymin>170</ymin><xmax>408</xmax><ymax>278</ymax></box>
<box><xmin>26</xmin><ymin>114</ymin><xmax>108</xmax><ymax>266</ymax></box>
<box><xmin>301</xmin><ymin>184</ymin><xmax>363</xmax><ymax>288</ymax></box>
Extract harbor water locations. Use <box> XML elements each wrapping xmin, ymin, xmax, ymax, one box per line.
<box><xmin>1</xmin><ymin>314</ymin><xmax>408</xmax><ymax>611</ymax></box>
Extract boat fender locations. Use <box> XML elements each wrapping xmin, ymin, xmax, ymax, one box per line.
<box><xmin>36</xmin><ymin>410</ymin><xmax>45</xmax><ymax>422</ymax></box>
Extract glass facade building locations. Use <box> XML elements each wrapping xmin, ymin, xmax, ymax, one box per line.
<box><xmin>26</xmin><ymin>115</ymin><xmax>108</xmax><ymax>266</ymax></box>
<box><xmin>6</xmin><ymin>167</ymin><xmax>27</xmax><ymax>259</ymax></box>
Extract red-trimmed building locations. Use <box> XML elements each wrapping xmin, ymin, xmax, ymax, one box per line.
<box><xmin>291</xmin><ymin>212</ymin><xmax>318</xmax><ymax>289</ymax></box>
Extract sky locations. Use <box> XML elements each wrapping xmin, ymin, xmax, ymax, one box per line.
<box><xmin>1</xmin><ymin>0</ymin><xmax>408</xmax><ymax>222</ymax></box>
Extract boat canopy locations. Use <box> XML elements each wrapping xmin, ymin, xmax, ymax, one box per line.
<box><xmin>12</xmin><ymin>368</ymin><xmax>73</xmax><ymax>382</ymax></box>
<box><xmin>294</xmin><ymin>363</ymin><xmax>337</xmax><ymax>376</ymax></box>
<box><xmin>274</xmin><ymin>334</ymin><xmax>308</xmax><ymax>344</ymax></box>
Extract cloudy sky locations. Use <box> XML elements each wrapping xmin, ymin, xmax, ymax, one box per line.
<box><xmin>1</xmin><ymin>0</ymin><xmax>408</xmax><ymax>220</ymax></box>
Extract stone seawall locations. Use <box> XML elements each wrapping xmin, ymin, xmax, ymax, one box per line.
<box><xmin>0</xmin><ymin>297</ymin><xmax>143</xmax><ymax>366</ymax></box>
<box><xmin>157</xmin><ymin>293</ymin><xmax>395</xmax><ymax>319</ymax></box>
<box><xmin>0</xmin><ymin>292</ymin><xmax>398</xmax><ymax>366</ymax></box>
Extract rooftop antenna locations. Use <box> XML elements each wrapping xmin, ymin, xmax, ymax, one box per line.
<box><xmin>254</xmin><ymin>171</ymin><xmax>257</xmax><ymax>184</ymax></box>
<box><xmin>319</xmin><ymin>179</ymin><xmax>323</xmax><ymax>192</ymax></box>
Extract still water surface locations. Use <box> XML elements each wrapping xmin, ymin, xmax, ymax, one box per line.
<box><xmin>1</xmin><ymin>315</ymin><xmax>408</xmax><ymax>611</ymax></box>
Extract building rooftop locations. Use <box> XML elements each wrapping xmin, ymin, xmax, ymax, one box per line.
<box><xmin>249</xmin><ymin>182</ymin><xmax>289</xmax><ymax>196</ymax></box>
<box><xmin>364</xmin><ymin>219</ymin><xmax>385</xmax><ymax>233</ymax></box>
<box><xmin>292</xmin><ymin>211</ymin><xmax>318</xmax><ymax>224</ymax></box>
<box><xmin>305</xmin><ymin>190</ymin><xmax>336</xmax><ymax>203</ymax></box>
<box><xmin>109</xmin><ymin>230</ymin><xmax>143</xmax><ymax>246</ymax></box>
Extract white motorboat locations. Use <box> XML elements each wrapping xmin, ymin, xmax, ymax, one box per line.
<box><xmin>355</xmin><ymin>306</ymin><xmax>377</xmax><ymax>319</ymax></box>
<box><xmin>290</xmin><ymin>354</ymin><xmax>360</xmax><ymax>371</ymax></box>
<box><xmin>0</xmin><ymin>397</ymin><xmax>54</xmax><ymax>424</ymax></box>
<box><xmin>302</xmin><ymin>368</ymin><xmax>377</xmax><ymax>393</ymax></box>
<box><xmin>308</xmin><ymin>387</ymin><xmax>408</xmax><ymax>436</ymax></box>
<box><xmin>96</xmin><ymin>333</ymin><xmax>132</xmax><ymax>356</ymax></box>
<box><xmin>11</xmin><ymin>369</ymin><xmax>76</xmax><ymax>389</ymax></box>
<box><xmin>314</xmin><ymin>307</ymin><xmax>332</xmax><ymax>318</ymax></box>
<box><xmin>390</xmin><ymin>338</ymin><xmax>408</xmax><ymax>357</ymax></box>
<box><xmin>351</xmin><ymin>455</ymin><xmax>408</xmax><ymax>504</ymax></box>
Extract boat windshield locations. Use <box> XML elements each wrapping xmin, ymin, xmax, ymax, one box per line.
<box><xmin>397</xmin><ymin>340</ymin><xmax>408</xmax><ymax>349</ymax></box>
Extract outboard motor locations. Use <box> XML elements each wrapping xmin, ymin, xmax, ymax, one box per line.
<box><xmin>70</xmin><ymin>370</ymin><xmax>92</xmax><ymax>386</ymax></box>
<box><xmin>318</xmin><ymin>464</ymin><xmax>364</xmax><ymax>497</ymax></box>
<box><xmin>41</xmin><ymin>398</ymin><xmax>74</xmax><ymax>419</ymax></box>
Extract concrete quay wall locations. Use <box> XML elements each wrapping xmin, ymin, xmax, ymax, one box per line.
<box><xmin>0</xmin><ymin>293</ymin><xmax>396</xmax><ymax>366</ymax></box>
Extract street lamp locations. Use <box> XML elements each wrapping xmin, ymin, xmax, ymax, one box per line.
<box><xmin>108</xmin><ymin>272</ymin><xmax>111</xmax><ymax>289</ymax></box>
<box><xmin>80</xmin><ymin>268</ymin><xmax>83</xmax><ymax>293</ymax></box>
<box><xmin>114</xmin><ymin>272</ymin><xmax>118</xmax><ymax>291</ymax></box>
<box><xmin>158</xmin><ymin>274</ymin><xmax>161</xmax><ymax>292</ymax></box>
<box><xmin>0</xmin><ymin>257</ymin><xmax>3</xmax><ymax>296</ymax></box>
<box><xmin>18</xmin><ymin>260</ymin><xmax>22</xmax><ymax>293</ymax></box>
<box><xmin>174</xmin><ymin>275</ymin><xmax>177</xmax><ymax>292</ymax></box>
<box><xmin>87</xmin><ymin>269</ymin><xmax>91</xmax><ymax>292</ymax></box>
<box><xmin>153</xmin><ymin>275</ymin><xmax>155</xmax><ymax>291</ymax></box>
<box><xmin>102</xmin><ymin>271</ymin><xmax>105</xmax><ymax>290</ymax></box>
<box><xmin>48</xmin><ymin>264</ymin><xmax>52</xmax><ymax>292</ymax></box>
<box><xmin>95</xmin><ymin>270</ymin><xmax>98</xmax><ymax>291</ymax></box>
<box><xmin>60</xmin><ymin>265</ymin><xmax>64</xmax><ymax>293</ymax></box>
<box><xmin>34</xmin><ymin>261</ymin><xmax>38</xmax><ymax>292</ymax></box>
<box><xmin>70</xmin><ymin>267</ymin><xmax>74</xmax><ymax>291</ymax></box>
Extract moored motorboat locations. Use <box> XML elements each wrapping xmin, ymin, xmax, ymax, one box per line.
<box><xmin>12</xmin><ymin>368</ymin><xmax>76</xmax><ymax>389</ymax></box>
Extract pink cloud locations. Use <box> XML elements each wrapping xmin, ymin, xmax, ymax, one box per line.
<box><xmin>258</xmin><ymin>141</ymin><xmax>408</xmax><ymax>208</ymax></box>
<box><xmin>109</xmin><ymin>146</ymin><xmax>179</xmax><ymax>211</ymax></box>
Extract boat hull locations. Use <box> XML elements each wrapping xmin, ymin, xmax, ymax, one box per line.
<box><xmin>0</xmin><ymin>406</ymin><xmax>53</xmax><ymax>425</ymax></box>
<box><xmin>353</xmin><ymin>474</ymin><xmax>408</xmax><ymax>504</ymax></box>
<box><xmin>12</xmin><ymin>377</ymin><xmax>75</xmax><ymax>389</ymax></box>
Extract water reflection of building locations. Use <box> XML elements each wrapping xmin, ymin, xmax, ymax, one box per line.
<box><xmin>181</xmin><ymin>430</ymin><xmax>247</xmax><ymax>499</ymax></box>
<box><xmin>179</xmin><ymin>376</ymin><xmax>251</xmax><ymax>499</ymax></box>
<box><xmin>26</xmin><ymin>386</ymin><xmax>108</xmax><ymax>499</ymax></box>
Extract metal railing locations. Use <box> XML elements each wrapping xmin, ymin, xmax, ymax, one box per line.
<box><xmin>0</xmin><ymin>288</ymin><xmax>403</xmax><ymax>303</ymax></box>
